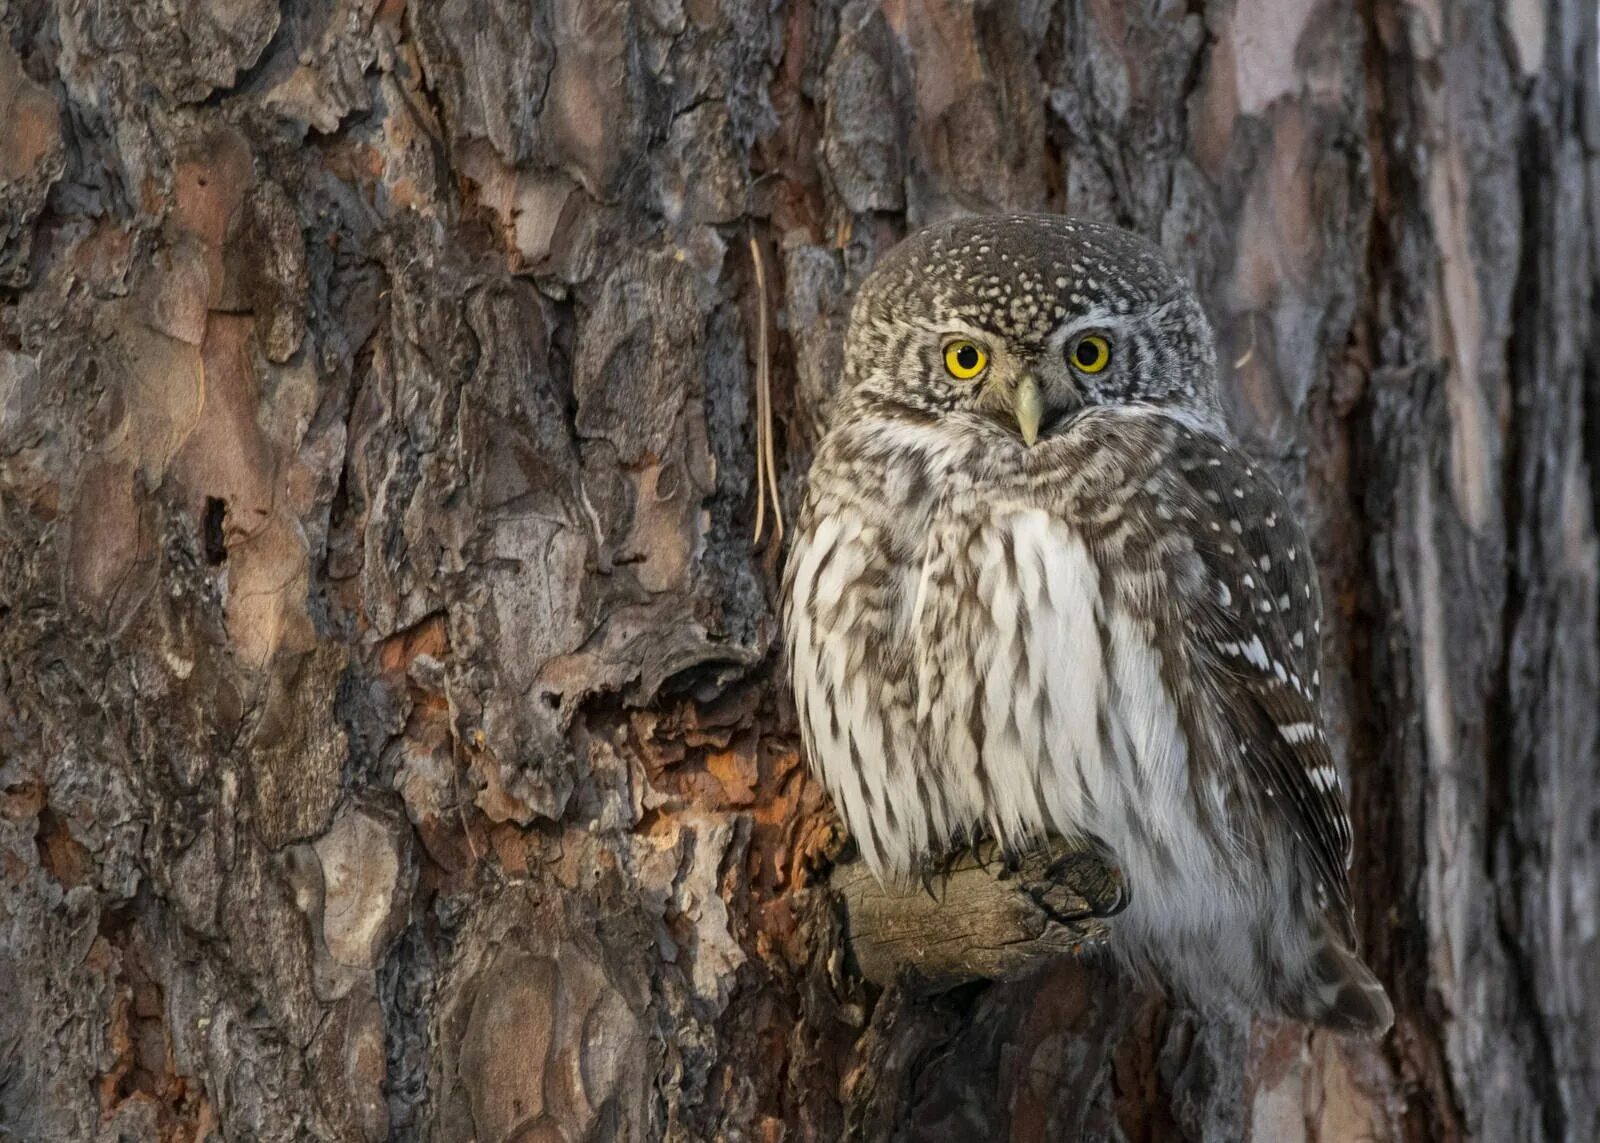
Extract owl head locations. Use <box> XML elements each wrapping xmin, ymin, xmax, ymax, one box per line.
<box><xmin>838</xmin><ymin>215</ymin><xmax>1221</xmax><ymax>443</ymax></box>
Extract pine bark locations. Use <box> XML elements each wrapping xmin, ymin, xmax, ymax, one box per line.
<box><xmin>1</xmin><ymin>1</ymin><xmax>1596</xmax><ymax>1140</ymax></box>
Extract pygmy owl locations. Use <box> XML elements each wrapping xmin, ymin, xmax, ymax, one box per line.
<box><xmin>783</xmin><ymin>214</ymin><xmax>1392</xmax><ymax>1033</ymax></box>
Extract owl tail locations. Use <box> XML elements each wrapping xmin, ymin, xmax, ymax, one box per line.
<box><xmin>1283</xmin><ymin>925</ymin><xmax>1394</xmax><ymax>1036</ymax></box>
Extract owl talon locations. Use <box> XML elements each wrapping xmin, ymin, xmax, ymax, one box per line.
<box><xmin>914</xmin><ymin>847</ymin><xmax>964</xmax><ymax>902</ymax></box>
<box><xmin>1039</xmin><ymin>852</ymin><xmax>1130</xmax><ymax>919</ymax></box>
<box><xmin>1096</xmin><ymin>877</ymin><xmax>1131</xmax><ymax>918</ymax></box>
<box><xmin>1027</xmin><ymin>886</ymin><xmax>1086</xmax><ymax>928</ymax></box>
<box><xmin>964</xmin><ymin>828</ymin><xmax>991</xmax><ymax>871</ymax></box>
<box><xmin>1019</xmin><ymin>851</ymin><xmax>1132</xmax><ymax>929</ymax></box>
<box><xmin>1027</xmin><ymin>886</ymin><xmax>1120</xmax><ymax>929</ymax></box>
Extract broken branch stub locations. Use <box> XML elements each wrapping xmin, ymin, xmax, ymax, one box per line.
<box><xmin>829</xmin><ymin>843</ymin><xmax>1118</xmax><ymax>988</ymax></box>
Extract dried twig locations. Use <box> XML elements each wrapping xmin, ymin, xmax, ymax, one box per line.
<box><xmin>749</xmin><ymin>236</ymin><xmax>784</xmax><ymax>545</ymax></box>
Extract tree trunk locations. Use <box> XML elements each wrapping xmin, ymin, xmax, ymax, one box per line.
<box><xmin>2</xmin><ymin>0</ymin><xmax>1596</xmax><ymax>1139</ymax></box>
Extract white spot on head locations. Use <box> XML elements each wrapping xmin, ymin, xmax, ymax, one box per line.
<box><xmin>1258</xmin><ymin>555</ymin><xmax>1271</xmax><ymax>572</ymax></box>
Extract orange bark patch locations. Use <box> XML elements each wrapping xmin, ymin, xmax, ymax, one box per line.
<box><xmin>378</xmin><ymin>613</ymin><xmax>451</xmax><ymax>675</ymax></box>
<box><xmin>66</xmin><ymin>460</ymin><xmax>154</xmax><ymax>623</ymax></box>
<box><xmin>488</xmin><ymin>822</ymin><xmax>533</xmax><ymax>877</ymax></box>
<box><xmin>171</xmin><ymin>130</ymin><xmax>253</xmax><ymax>256</ymax></box>
<box><xmin>706</xmin><ymin>746</ymin><xmax>759</xmax><ymax>806</ymax></box>
<box><xmin>0</xmin><ymin>47</ymin><xmax>62</xmax><ymax>181</ymax></box>
<box><xmin>94</xmin><ymin>928</ymin><xmax>216</xmax><ymax>1142</ymax></box>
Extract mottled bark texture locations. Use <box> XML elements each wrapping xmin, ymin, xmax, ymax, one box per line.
<box><xmin>1</xmin><ymin>0</ymin><xmax>1596</xmax><ymax>1140</ymax></box>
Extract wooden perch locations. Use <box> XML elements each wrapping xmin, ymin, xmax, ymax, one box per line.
<box><xmin>828</xmin><ymin>844</ymin><xmax>1121</xmax><ymax>988</ymax></box>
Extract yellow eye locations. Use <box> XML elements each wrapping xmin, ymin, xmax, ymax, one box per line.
<box><xmin>943</xmin><ymin>340</ymin><xmax>988</xmax><ymax>380</ymax></box>
<box><xmin>1069</xmin><ymin>334</ymin><xmax>1112</xmax><ymax>374</ymax></box>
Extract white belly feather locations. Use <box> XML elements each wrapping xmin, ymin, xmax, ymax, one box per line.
<box><xmin>792</xmin><ymin>495</ymin><xmax>1242</xmax><ymax>952</ymax></box>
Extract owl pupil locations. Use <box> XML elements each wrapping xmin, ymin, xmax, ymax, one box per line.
<box><xmin>955</xmin><ymin>345</ymin><xmax>979</xmax><ymax>370</ymax></box>
<box><xmin>1075</xmin><ymin>341</ymin><xmax>1101</xmax><ymax>368</ymax></box>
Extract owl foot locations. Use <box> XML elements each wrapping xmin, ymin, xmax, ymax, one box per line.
<box><xmin>919</xmin><ymin>841</ymin><xmax>974</xmax><ymax>901</ymax></box>
<box><xmin>962</xmin><ymin>827</ymin><xmax>995</xmax><ymax>872</ymax></box>
<box><xmin>994</xmin><ymin>847</ymin><xmax>1027</xmax><ymax>879</ymax></box>
<box><xmin>1025</xmin><ymin>853</ymin><xmax>1130</xmax><ymax>928</ymax></box>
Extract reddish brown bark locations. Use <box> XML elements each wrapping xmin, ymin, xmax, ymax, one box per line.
<box><xmin>1</xmin><ymin>1</ymin><xmax>1596</xmax><ymax>1139</ymax></box>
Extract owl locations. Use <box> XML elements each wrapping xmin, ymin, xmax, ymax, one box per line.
<box><xmin>782</xmin><ymin>215</ymin><xmax>1392</xmax><ymax>1034</ymax></box>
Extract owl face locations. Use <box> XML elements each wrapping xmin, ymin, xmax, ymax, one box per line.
<box><xmin>841</xmin><ymin>215</ymin><xmax>1222</xmax><ymax>442</ymax></box>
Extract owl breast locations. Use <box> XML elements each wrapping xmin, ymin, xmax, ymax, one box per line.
<box><xmin>785</xmin><ymin>407</ymin><xmax>1245</xmax><ymax>901</ymax></box>
<box><xmin>783</xmin><ymin>412</ymin><xmax>999</xmax><ymax>872</ymax></box>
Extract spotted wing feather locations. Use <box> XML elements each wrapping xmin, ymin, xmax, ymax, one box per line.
<box><xmin>1162</xmin><ymin>431</ymin><xmax>1357</xmax><ymax>937</ymax></box>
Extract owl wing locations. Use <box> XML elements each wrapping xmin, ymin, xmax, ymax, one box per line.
<box><xmin>1158</xmin><ymin>425</ymin><xmax>1356</xmax><ymax>934</ymax></box>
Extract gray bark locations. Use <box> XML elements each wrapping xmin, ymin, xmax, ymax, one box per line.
<box><xmin>1</xmin><ymin>0</ymin><xmax>1596</xmax><ymax>1140</ymax></box>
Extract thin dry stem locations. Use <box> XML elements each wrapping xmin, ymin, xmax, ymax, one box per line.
<box><xmin>749</xmin><ymin>236</ymin><xmax>783</xmax><ymax>545</ymax></box>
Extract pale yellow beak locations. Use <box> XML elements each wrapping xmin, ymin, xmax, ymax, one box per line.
<box><xmin>1012</xmin><ymin>374</ymin><xmax>1042</xmax><ymax>447</ymax></box>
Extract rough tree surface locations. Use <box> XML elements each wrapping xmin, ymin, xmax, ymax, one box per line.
<box><xmin>2</xmin><ymin>1</ymin><xmax>1597</xmax><ymax>1140</ymax></box>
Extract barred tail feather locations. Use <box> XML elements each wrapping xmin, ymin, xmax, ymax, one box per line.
<box><xmin>1280</xmin><ymin>925</ymin><xmax>1393</xmax><ymax>1036</ymax></box>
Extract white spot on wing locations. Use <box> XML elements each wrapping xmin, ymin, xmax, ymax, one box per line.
<box><xmin>1242</xmin><ymin>636</ymin><xmax>1270</xmax><ymax>670</ymax></box>
<box><xmin>1279</xmin><ymin>721</ymin><xmax>1318</xmax><ymax>744</ymax></box>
